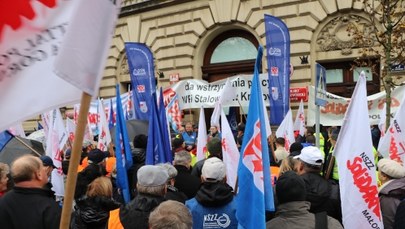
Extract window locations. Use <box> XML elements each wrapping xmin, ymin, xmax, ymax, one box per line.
<box><xmin>210</xmin><ymin>37</ymin><xmax>257</xmax><ymax>63</ymax></box>
<box><xmin>320</xmin><ymin>60</ymin><xmax>380</xmax><ymax>97</ymax></box>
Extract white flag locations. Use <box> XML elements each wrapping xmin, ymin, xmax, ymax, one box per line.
<box><xmin>275</xmin><ymin>109</ymin><xmax>295</xmax><ymax>151</ymax></box>
<box><xmin>66</xmin><ymin>118</ymin><xmax>76</xmax><ymax>144</ymax></box>
<box><xmin>221</xmin><ymin>109</ymin><xmax>240</xmax><ymax>189</ymax></box>
<box><xmin>0</xmin><ymin>0</ymin><xmax>120</xmax><ymax>132</ymax></box>
<box><xmin>293</xmin><ymin>99</ymin><xmax>306</xmax><ymax>137</ymax></box>
<box><xmin>97</xmin><ymin>100</ymin><xmax>112</xmax><ymax>151</ymax></box>
<box><xmin>210</xmin><ymin>79</ymin><xmax>235</xmax><ymax>128</ymax></box>
<box><xmin>45</xmin><ymin>109</ymin><xmax>68</xmax><ymax>197</ymax></box>
<box><xmin>8</xmin><ymin>123</ymin><xmax>26</xmax><ymax>138</ymax></box>
<box><xmin>334</xmin><ymin>71</ymin><xmax>383</xmax><ymax>228</ymax></box>
<box><xmin>378</xmin><ymin>103</ymin><xmax>387</xmax><ymax>137</ymax></box>
<box><xmin>377</xmin><ymin>94</ymin><xmax>405</xmax><ymax>163</ymax></box>
<box><xmin>196</xmin><ymin>107</ymin><xmax>208</xmax><ymax>161</ymax></box>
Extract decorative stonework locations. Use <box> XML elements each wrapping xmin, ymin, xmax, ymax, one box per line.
<box><xmin>119</xmin><ymin>54</ymin><xmax>130</xmax><ymax>76</ymax></box>
<box><xmin>316</xmin><ymin>14</ymin><xmax>376</xmax><ymax>55</ymax></box>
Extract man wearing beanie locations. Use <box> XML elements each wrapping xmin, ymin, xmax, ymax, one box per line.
<box><xmin>266</xmin><ymin>171</ymin><xmax>342</xmax><ymax>229</ymax></box>
<box><xmin>377</xmin><ymin>158</ymin><xmax>405</xmax><ymax>229</ymax></box>
<box><xmin>191</xmin><ymin>137</ymin><xmax>222</xmax><ymax>178</ymax></box>
<box><xmin>186</xmin><ymin>157</ymin><xmax>238</xmax><ymax>228</ymax></box>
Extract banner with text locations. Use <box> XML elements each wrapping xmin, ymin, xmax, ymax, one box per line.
<box><xmin>125</xmin><ymin>42</ymin><xmax>156</xmax><ymax>120</ymax></box>
<box><xmin>307</xmin><ymin>85</ymin><xmax>405</xmax><ymax>126</ymax></box>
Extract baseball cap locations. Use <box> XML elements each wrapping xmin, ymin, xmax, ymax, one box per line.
<box><xmin>294</xmin><ymin>146</ymin><xmax>324</xmax><ymax>166</ymax></box>
<box><xmin>40</xmin><ymin>155</ymin><xmax>56</xmax><ymax>169</ymax></box>
<box><xmin>137</xmin><ymin>165</ymin><xmax>169</xmax><ymax>187</ymax></box>
<box><xmin>202</xmin><ymin>157</ymin><xmax>226</xmax><ymax>181</ymax></box>
<box><xmin>87</xmin><ymin>149</ymin><xmax>109</xmax><ymax>164</ymax></box>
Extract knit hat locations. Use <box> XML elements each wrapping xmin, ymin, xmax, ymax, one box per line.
<box><xmin>137</xmin><ymin>165</ymin><xmax>169</xmax><ymax>187</ymax></box>
<box><xmin>276</xmin><ymin>171</ymin><xmax>307</xmax><ymax>204</ymax></box>
<box><xmin>87</xmin><ymin>149</ymin><xmax>108</xmax><ymax>164</ymax></box>
<box><xmin>207</xmin><ymin>137</ymin><xmax>222</xmax><ymax>156</ymax></box>
<box><xmin>289</xmin><ymin>142</ymin><xmax>303</xmax><ymax>154</ymax></box>
<box><xmin>294</xmin><ymin>146</ymin><xmax>324</xmax><ymax>166</ymax></box>
<box><xmin>378</xmin><ymin>158</ymin><xmax>405</xmax><ymax>179</ymax></box>
<box><xmin>202</xmin><ymin>157</ymin><xmax>226</xmax><ymax>182</ymax></box>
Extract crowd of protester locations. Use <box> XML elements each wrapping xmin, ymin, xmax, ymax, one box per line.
<box><xmin>0</xmin><ymin>122</ymin><xmax>404</xmax><ymax>229</ymax></box>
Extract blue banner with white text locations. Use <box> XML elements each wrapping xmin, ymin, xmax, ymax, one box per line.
<box><xmin>125</xmin><ymin>42</ymin><xmax>156</xmax><ymax>120</ymax></box>
<box><xmin>264</xmin><ymin>14</ymin><xmax>291</xmax><ymax>125</ymax></box>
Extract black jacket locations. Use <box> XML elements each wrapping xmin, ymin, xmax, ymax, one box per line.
<box><xmin>195</xmin><ymin>181</ymin><xmax>234</xmax><ymax>207</ymax></box>
<box><xmin>0</xmin><ymin>187</ymin><xmax>61</xmax><ymax>229</ymax></box>
<box><xmin>165</xmin><ymin>185</ymin><xmax>187</xmax><ymax>203</ymax></box>
<box><xmin>119</xmin><ymin>193</ymin><xmax>165</xmax><ymax>229</ymax></box>
<box><xmin>75</xmin><ymin>163</ymin><xmax>107</xmax><ymax>200</ymax></box>
<box><xmin>71</xmin><ymin>196</ymin><xmax>121</xmax><ymax>229</ymax></box>
<box><xmin>127</xmin><ymin>148</ymin><xmax>146</xmax><ymax>198</ymax></box>
<box><xmin>174</xmin><ymin>165</ymin><xmax>201</xmax><ymax>199</ymax></box>
<box><xmin>301</xmin><ymin>172</ymin><xmax>342</xmax><ymax>222</ymax></box>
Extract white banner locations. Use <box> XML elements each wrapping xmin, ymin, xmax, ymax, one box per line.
<box><xmin>166</xmin><ymin>74</ymin><xmax>270</xmax><ymax>109</ymax></box>
<box><xmin>308</xmin><ymin>85</ymin><xmax>405</xmax><ymax>126</ymax></box>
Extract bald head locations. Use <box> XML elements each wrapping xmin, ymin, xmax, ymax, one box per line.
<box><xmin>11</xmin><ymin>155</ymin><xmax>44</xmax><ymax>184</ymax></box>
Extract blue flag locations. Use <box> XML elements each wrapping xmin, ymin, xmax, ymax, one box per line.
<box><xmin>227</xmin><ymin>106</ymin><xmax>238</xmax><ymax>136</ymax></box>
<box><xmin>108</xmin><ymin>98</ymin><xmax>115</xmax><ymax>130</ymax></box>
<box><xmin>37</xmin><ymin>122</ymin><xmax>43</xmax><ymax>130</ymax></box>
<box><xmin>0</xmin><ymin>130</ymin><xmax>14</xmax><ymax>152</ymax></box>
<box><xmin>114</xmin><ymin>85</ymin><xmax>133</xmax><ymax>203</ymax></box>
<box><xmin>264</xmin><ymin>14</ymin><xmax>291</xmax><ymax>125</ymax></box>
<box><xmin>158</xmin><ymin>87</ymin><xmax>173</xmax><ymax>163</ymax></box>
<box><xmin>146</xmin><ymin>93</ymin><xmax>172</xmax><ymax>165</ymax></box>
<box><xmin>125</xmin><ymin>42</ymin><xmax>156</xmax><ymax>120</ymax></box>
<box><xmin>236</xmin><ymin>46</ymin><xmax>275</xmax><ymax>229</ymax></box>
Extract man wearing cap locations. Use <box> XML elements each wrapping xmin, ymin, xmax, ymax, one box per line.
<box><xmin>0</xmin><ymin>155</ymin><xmax>61</xmax><ymax>228</ymax></box>
<box><xmin>119</xmin><ymin>165</ymin><xmax>169</xmax><ymax>229</ymax></box>
<box><xmin>266</xmin><ymin>171</ymin><xmax>342</xmax><ymax>229</ymax></box>
<box><xmin>186</xmin><ymin>157</ymin><xmax>238</xmax><ymax>228</ymax></box>
<box><xmin>40</xmin><ymin>155</ymin><xmax>57</xmax><ymax>197</ymax></box>
<box><xmin>294</xmin><ymin>146</ymin><xmax>342</xmax><ymax>222</ymax></box>
<box><xmin>377</xmin><ymin>158</ymin><xmax>405</xmax><ymax>229</ymax></box>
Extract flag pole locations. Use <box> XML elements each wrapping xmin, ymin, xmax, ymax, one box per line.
<box><xmin>236</xmin><ymin>99</ymin><xmax>247</xmax><ymax>122</ymax></box>
<box><xmin>60</xmin><ymin>92</ymin><xmax>92</xmax><ymax>229</ymax></box>
<box><xmin>14</xmin><ymin>136</ymin><xmax>42</xmax><ymax>157</ymax></box>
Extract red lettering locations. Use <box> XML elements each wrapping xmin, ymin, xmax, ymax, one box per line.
<box><xmin>347</xmin><ymin>157</ymin><xmax>381</xmax><ymax>220</ymax></box>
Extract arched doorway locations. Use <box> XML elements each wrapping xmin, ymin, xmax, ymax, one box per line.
<box><xmin>201</xmin><ymin>29</ymin><xmax>259</xmax><ymax>127</ymax></box>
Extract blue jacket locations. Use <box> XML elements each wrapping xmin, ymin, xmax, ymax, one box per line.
<box><xmin>186</xmin><ymin>182</ymin><xmax>238</xmax><ymax>228</ymax></box>
<box><xmin>182</xmin><ymin>131</ymin><xmax>197</xmax><ymax>147</ymax></box>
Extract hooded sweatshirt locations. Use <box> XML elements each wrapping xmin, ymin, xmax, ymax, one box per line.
<box><xmin>186</xmin><ymin>182</ymin><xmax>238</xmax><ymax>228</ymax></box>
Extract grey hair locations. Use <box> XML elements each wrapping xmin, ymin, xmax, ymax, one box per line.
<box><xmin>173</xmin><ymin>151</ymin><xmax>192</xmax><ymax>167</ymax></box>
<box><xmin>157</xmin><ymin>163</ymin><xmax>178</xmax><ymax>179</ymax></box>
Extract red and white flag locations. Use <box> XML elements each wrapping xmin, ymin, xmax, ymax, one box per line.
<box><xmin>334</xmin><ymin>71</ymin><xmax>383</xmax><ymax>228</ymax></box>
<box><xmin>196</xmin><ymin>107</ymin><xmax>208</xmax><ymax>161</ymax></box>
<box><xmin>293</xmin><ymin>99</ymin><xmax>306</xmax><ymax>137</ymax></box>
<box><xmin>275</xmin><ymin>109</ymin><xmax>295</xmax><ymax>151</ymax></box>
<box><xmin>66</xmin><ymin>118</ymin><xmax>76</xmax><ymax>144</ymax></box>
<box><xmin>97</xmin><ymin>100</ymin><xmax>111</xmax><ymax>151</ymax></box>
<box><xmin>45</xmin><ymin>109</ymin><xmax>68</xmax><ymax>197</ymax></box>
<box><xmin>221</xmin><ymin>109</ymin><xmax>239</xmax><ymax>189</ymax></box>
<box><xmin>378</xmin><ymin>94</ymin><xmax>405</xmax><ymax>164</ymax></box>
<box><xmin>0</xmin><ymin>0</ymin><xmax>120</xmax><ymax>132</ymax></box>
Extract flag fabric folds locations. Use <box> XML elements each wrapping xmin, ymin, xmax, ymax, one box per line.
<box><xmin>164</xmin><ymin>88</ymin><xmax>183</xmax><ymax>133</ymax></box>
<box><xmin>159</xmin><ymin>87</ymin><xmax>173</xmax><ymax>160</ymax></box>
<box><xmin>334</xmin><ymin>72</ymin><xmax>383</xmax><ymax>229</ymax></box>
<box><xmin>378</xmin><ymin>94</ymin><xmax>405</xmax><ymax>163</ymax></box>
<box><xmin>146</xmin><ymin>93</ymin><xmax>173</xmax><ymax>165</ymax></box>
<box><xmin>45</xmin><ymin>109</ymin><xmax>68</xmax><ymax>197</ymax></box>
<box><xmin>264</xmin><ymin>14</ymin><xmax>291</xmax><ymax>125</ymax></box>
<box><xmin>220</xmin><ymin>109</ymin><xmax>239</xmax><ymax>189</ymax></box>
<box><xmin>293</xmin><ymin>99</ymin><xmax>306</xmax><ymax>137</ymax></box>
<box><xmin>109</xmin><ymin>98</ymin><xmax>116</xmax><ymax>130</ymax></box>
<box><xmin>114</xmin><ymin>85</ymin><xmax>133</xmax><ymax>203</ymax></box>
<box><xmin>236</xmin><ymin>46</ymin><xmax>275</xmax><ymax>229</ymax></box>
<box><xmin>275</xmin><ymin>109</ymin><xmax>295</xmax><ymax>151</ymax></box>
<box><xmin>196</xmin><ymin>107</ymin><xmax>208</xmax><ymax>161</ymax></box>
<box><xmin>0</xmin><ymin>0</ymin><xmax>121</xmax><ymax>132</ymax></box>
<box><xmin>97</xmin><ymin>100</ymin><xmax>112</xmax><ymax>151</ymax></box>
